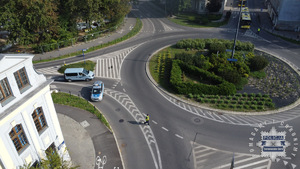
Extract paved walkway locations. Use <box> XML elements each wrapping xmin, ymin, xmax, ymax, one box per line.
<box><xmin>56</xmin><ymin>104</ymin><xmax>123</xmax><ymax>169</ymax></box>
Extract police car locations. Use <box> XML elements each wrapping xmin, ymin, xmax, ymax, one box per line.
<box><xmin>91</xmin><ymin>81</ymin><xmax>104</xmax><ymax>101</ymax></box>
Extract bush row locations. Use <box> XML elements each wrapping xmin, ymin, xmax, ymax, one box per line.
<box><xmin>176</xmin><ymin>39</ymin><xmax>254</xmax><ymax>52</ymax></box>
<box><xmin>170</xmin><ymin>60</ymin><xmax>236</xmax><ymax>95</ymax></box>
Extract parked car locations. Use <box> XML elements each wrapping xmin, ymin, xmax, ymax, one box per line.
<box><xmin>76</xmin><ymin>22</ymin><xmax>88</xmax><ymax>30</ymax></box>
<box><xmin>91</xmin><ymin>81</ymin><xmax>104</xmax><ymax>101</ymax></box>
<box><xmin>64</xmin><ymin>68</ymin><xmax>94</xmax><ymax>82</ymax></box>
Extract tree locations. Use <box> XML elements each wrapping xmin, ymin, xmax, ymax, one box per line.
<box><xmin>0</xmin><ymin>0</ymin><xmax>59</xmax><ymax>44</ymax></box>
<box><xmin>166</xmin><ymin>0</ymin><xmax>191</xmax><ymax>15</ymax></box>
<box><xmin>206</xmin><ymin>0</ymin><xmax>222</xmax><ymax>13</ymax></box>
<box><xmin>20</xmin><ymin>148</ymin><xmax>78</xmax><ymax>169</ymax></box>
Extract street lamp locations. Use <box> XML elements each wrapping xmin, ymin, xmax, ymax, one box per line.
<box><xmin>82</xmin><ymin>48</ymin><xmax>87</xmax><ymax>65</ymax></box>
<box><xmin>231</xmin><ymin>0</ymin><xmax>244</xmax><ymax>59</ymax></box>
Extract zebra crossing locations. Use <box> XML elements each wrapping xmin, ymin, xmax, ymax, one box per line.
<box><xmin>36</xmin><ymin>46</ymin><xmax>139</xmax><ymax>78</ymax></box>
<box><xmin>36</xmin><ymin>66</ymin><xmax>61</xmax><ymax>75</ymax></box>
<box><xmin>193</xmin><ymin>143</ymin><xmax>271</xmax><ymax>169</ymax></box>
<box><xmin>155</xmin><ymin>87</ymin><xmax>300</xmax><ymax>126</ymax></box>
<box><xmin>90</xmin><ymin>45</ymin><xmax>140</xmax><ymax>79</ymax></box>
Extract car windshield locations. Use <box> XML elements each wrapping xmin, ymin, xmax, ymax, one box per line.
<box><xmin>83</xmin><ymin>69</ymin><xmax>89</xmax><ymax>75</ymax></box>
<box><xmin>92</xmin><ymin>88</ymin><xmax>101</xmax><ymax>94</ymax></box>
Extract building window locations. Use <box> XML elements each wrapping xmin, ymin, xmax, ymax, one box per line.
<box><xmin>0</xmin><ymin>78</ymin><xmax>12</xmax><ymax>103</ymax></box>
<box><xmin>32</xmin><ymin>107</ymin><xmax>47</xmax><ymax>133</ymax></box>
<box><xmin>9</xmin><ymin>124</ymin><xmax>29</xmax><ymax>152</ymax></box>
<box><xmin>14</xmin><ymin>67</ymin><xmax>29</xmax><ymax>90</ymax></box>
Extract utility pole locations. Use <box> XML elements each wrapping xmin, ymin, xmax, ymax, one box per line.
<box><xmin>231</xmin><ymin>0</ymin><xmax>243</xmax><ymax>59</ymax></box>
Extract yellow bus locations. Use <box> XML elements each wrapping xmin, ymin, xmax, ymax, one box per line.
<box><xmin>240</xmin><ymin>7</ymin><xmax>251</xmax><ymax>29</ymax></box>
<box><xmin>238</xmin><ymin>0</ymin><xmax>247</xmax><ymax>7</ymax></box>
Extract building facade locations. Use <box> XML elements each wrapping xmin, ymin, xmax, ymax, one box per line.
<box><xmin>266</xmin><ymin>0</ymin><xmax>300</xmax><ymax>31</ymax></box>
<box><xmin>0</xmin><ymin>54</ymin><xmax>69</xmax><ymax>168</ymax></box>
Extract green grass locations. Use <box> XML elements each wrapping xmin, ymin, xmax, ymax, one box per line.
<box><xmin>168</xmin><ymin>13</ymin><xmax>228</xmax><ymax>28</ymax></box>
<box><xmin>52</xmin><ymin>92</ymin><xmax>111</xmax><ymax>130</ymax></box>
<box><xmin>33</xmin><ymin>18</ymin><xmax>142</xmax><ymax>64</ymax></box>
<box><xmin>250</xmin><ymin>70</ymin><xmax>266</xmax><ymax>79</ymax></box>
<box><xmin>57</xmin><ymin>60</ymin><xmax>96</xmax><ymax>74</ymax></box>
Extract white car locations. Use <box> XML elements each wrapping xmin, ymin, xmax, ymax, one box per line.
<box><xmin>91</xmin><ymin>81</ymin><xmax>104</xmax><ymax>101</ymax></box>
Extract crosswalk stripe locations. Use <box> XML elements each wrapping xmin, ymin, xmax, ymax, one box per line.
<box><xmin>234</xmin><ymin>159</ymin><xmax>269</xmax><ymax>169</ymax></box>
<box><xmin>213</xmin><ymin>156</ymin><xmax>261</xmax><ymax>169</ymax></box>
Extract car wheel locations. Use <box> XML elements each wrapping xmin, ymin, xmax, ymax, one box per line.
<box><xmin>86</xmin><ymin>78</ymin><xmax>90</xmax><ymax>81</ymax></box>
<box><xmin>67</xmin><ymin>79</ymin><xmax>71</xmax><ymax>82</ymax></box>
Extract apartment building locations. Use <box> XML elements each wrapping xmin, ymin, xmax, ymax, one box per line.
<box><xmin>0</xmin><ymin>54</ymin><xmax>69</xmax><ymax>168</ymax></box>
<box><xmin>266</xmin><ymin>0</ymin><xmax>300</xmax><ymax>31</ymax></box>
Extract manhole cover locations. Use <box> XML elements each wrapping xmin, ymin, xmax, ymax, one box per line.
<box><xmin>80</xmin><ymin>120</ymin><xmax>90</xmax><ymax>128</ymax></box>
<box><xmin>119</xmin><ymin>119</ymin><xmax>124</xmax><ymax>123</ymax></box>
<box><xmin>192</xmin><ymin>117</ymin><xmax>203</xmax><ymax>125</ymax></box>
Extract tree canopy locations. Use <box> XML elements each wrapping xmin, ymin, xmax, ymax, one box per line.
<box><xmin>0</xmin><ymin>0</ymin><xmax>131</xmax><ymax>45</ymax></box>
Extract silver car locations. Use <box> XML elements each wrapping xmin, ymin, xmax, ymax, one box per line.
<box><xmin>91</xmin><ymin>81</ymin><xmax>104</xmax><ymax>101</ymax></box>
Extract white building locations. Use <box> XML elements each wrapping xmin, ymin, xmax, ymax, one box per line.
<box><xmin>266</xmin><ymin>0</ymin><xmax>300</xmax><ymax>31</ymax></box>
<box><xmin>0</xmin><ymin>54</ymin><xmax>69</xmax><ymax>168</ymax></box>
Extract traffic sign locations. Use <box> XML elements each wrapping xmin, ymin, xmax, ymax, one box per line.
<box><xmin>227</xmin><ymin>58</ymin><xmax>238</xmax><ymax>62</ymax></box>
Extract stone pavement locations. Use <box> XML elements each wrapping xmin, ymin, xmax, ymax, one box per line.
<box><xmin>56</xmin><ymin>104</ymin><xmax>123</xmax><ymax>169</ymax></box>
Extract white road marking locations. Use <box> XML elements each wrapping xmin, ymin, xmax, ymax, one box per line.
<box><xmin>175</xmin><ymin>134</ymin><xmax>183</xmax><ymax>139</ymax></box>
<box><xmin>161</xmin><ymin>127</ymin><xmax>169</xmax><ymax>131</ymax></box>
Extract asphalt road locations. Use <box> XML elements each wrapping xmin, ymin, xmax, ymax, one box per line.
<box><xmin>37</xmin><ymin>1</ymin><xmax>300</xmax><ymax>169</ymax></box>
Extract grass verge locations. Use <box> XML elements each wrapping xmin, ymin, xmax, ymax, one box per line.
<box><xmin>168</xmin><ymin>13</ymin><xmax>228</xmax><ymax>28</ymax></box>
<box><xmin>33</xmin><ymin>18</ymin><xmax>142</xmax><ymax>64</ymax></box>
<box><xmin>57</xmin><ymin>60</ymin><xmax>96</xmax><ymax>74</ymax></box>
<box><xmin>52</xmin><ymin>92</ymin><xmax>111</xmax><ymax>130</ymax></box>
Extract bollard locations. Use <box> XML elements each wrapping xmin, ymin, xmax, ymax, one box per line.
<box><xmin>69</xmin><ymin>91</ymin><xmax>71</xmax><ymax>96</ymax></box>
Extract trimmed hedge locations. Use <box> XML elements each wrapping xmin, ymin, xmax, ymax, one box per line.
<box><xmin>176</xmin><ymin>38</ymin><xmax>254</xmax><ymax>52</ymax></box>
<box><xmin>170</xmin><ymin>60</ymin><xmax>236</xmax><ymax>95</ymax></box>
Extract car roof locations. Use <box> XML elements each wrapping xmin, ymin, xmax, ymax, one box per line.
<box><xmin>64</xmin><ymin>68</ymin><xmax>84</xmax><ymax>73</ymax></box>
<box><xmin>93</xmin><ymin>81</ymin><xmax>103</xmax><ymax>86</ymax></box>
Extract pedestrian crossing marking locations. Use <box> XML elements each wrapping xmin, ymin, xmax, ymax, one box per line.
<box><xmin>193</xmin><ymin>143</ymin><xmax>271</xmax><ymax>169</ymax></box>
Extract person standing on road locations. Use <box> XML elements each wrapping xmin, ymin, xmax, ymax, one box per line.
<box><xmin>257</xmin><ymin>28</ymin><xmax>261</xmax><ymax>34</ymax></box>
<box><xmin>144</xmin><ymin>114</ymin><xmax>150</xmax><ymax>125</ymax></box>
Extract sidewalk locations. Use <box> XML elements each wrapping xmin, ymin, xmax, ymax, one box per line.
<box><xmin>56</xmin><ymin>104</ymin><xmax>123</xmax><ymax>169</ymax></box>
<box><xmin>33</xmin><ymin>16</ymin><xmax>137</xmax><ymax>62</ymax></box>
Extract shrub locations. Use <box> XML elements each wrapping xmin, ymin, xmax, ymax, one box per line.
<box><xmin>231</xmin><ymin>100</ymin><xmax>237</xmax><ymax>104</ymax></box>
<box><xmin>188</xmin><ymin>93</ymin><xmax>194</xmax><ymax>99</ymax></box>
<box><xmin>236</xmin><ymin>105</ymin><xmax>243</xmax><ymax>109</ymax></box>
<box><xmin>265</xmin><ymin>102</ymin><xmax>275</xmax><ymax>108</ymax></box>
<box><xmin>217</xmin><ymin>100</ymin><xmax>224</xmax><ymax>104</ymax></box>
<box><xmin>248</xmin><ymin>55</ymin><xmax>269</xmax><ymax>71</ymax></box>
<box><xmin>243</xmin><ymin>105</ymin><xmax>250</xmax><ymax>109</ymax></box>
<box><xmin>250</xmin><ymin>105</ymin><xmax>257</xmax><ymax>110</ymax></box>
<box><xmin>209</xmin><ymin>42</ymin><xmax>226</xmax><ymax>53</ymax></box>
<box><xmin>258</xmin><ymin>105</ymin><xmax>264</xmax><ymax>110</ymax></box>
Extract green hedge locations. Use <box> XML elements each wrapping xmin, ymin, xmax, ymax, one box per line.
<box><xmin>169</xmin><ymin>60</ymin><xmax>236</xmax><ymax>95</ymax></box>
<box><xmin>176</xmin><ymin>39</ymin><xmax>254</xmax><ymax>52</ymax></box>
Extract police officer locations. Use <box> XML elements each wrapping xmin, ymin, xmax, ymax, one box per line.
<box><xmin>144</xmin><ymin>114</ymin><xmax>150</xmax><ymax>125</ymax></box>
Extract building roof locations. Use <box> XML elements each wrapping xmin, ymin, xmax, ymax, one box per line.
<box><xmin>0</xmin><ymin>54</ymin><xmax>34</xmax><ymax>74</ymax></box>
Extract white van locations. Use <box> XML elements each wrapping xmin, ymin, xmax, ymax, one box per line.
<box><xmin>64</xmin><ymin>68</ymin><xmax>94</xmax><ymax>82</ymax></box>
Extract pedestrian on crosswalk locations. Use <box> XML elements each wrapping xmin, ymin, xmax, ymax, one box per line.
<box><xmin>257</xmin><ymin>27</ymin><xmax>261</xmax><ymax>34</ymax></box>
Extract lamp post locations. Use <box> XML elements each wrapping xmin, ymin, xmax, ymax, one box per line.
<box><xmin>82</xmin><ymin>49</ymin><xmax>87</xmax><ymax>65</ymax></box>
<box><xmin>231</xmin><ymin>0</ymin><xmax>244</xmax><ymax>59</ymax></box>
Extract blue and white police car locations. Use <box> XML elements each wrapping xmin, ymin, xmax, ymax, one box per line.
<box><xmin>91</xmin><ymin>81</ymin><xmax>104</xmax><ymax>101</ymax></box>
